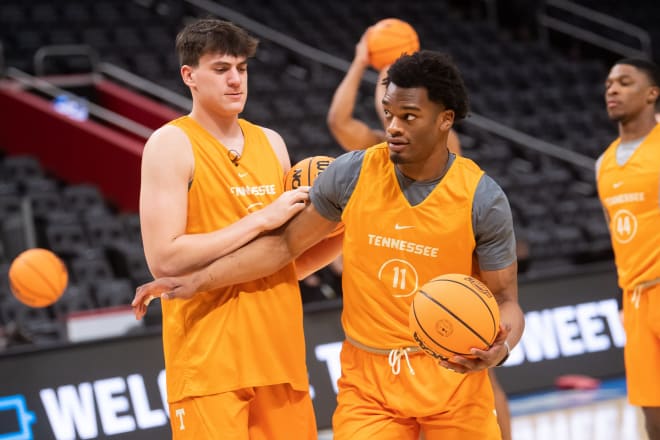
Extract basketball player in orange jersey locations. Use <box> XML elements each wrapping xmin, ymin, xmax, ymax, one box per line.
<box><xmin>327</xmin><ymin>28</ymin><xmax>512</xmax><ymax>440</ymax></box>
<box><xmin>134</xmin><ymin>50</ymin><xmax>525</xmax><ymax>440</ymax></box>
<box><xmin>138</xmin><ymin>18</ymin><xmax>342</xmax><ymax>439</ymax></box>
<box><xmin>135</xmin><ymin>50</ymin><xmax>523</xmax><ymax>439</ymax></box>
<box><xmin>597</xmin><ymin>58</ymin><xmax>660</xmax><ymax>440</ymax></box>
<box><xmin>327</xmin><ymin>28</ymin><xmax>461</xmax><ymax>155</ymax></box>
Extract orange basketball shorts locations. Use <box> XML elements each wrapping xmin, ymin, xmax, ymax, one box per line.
<box><xmin>168</xmin><ymin>383</ymin><xmax>316</xmax><ymax>440</ymax></box>
<box><xmin>332</xmin><ymin>340</ymin><xmax>501</xmax><ymax>440</ymax></box>
<box><xmin>623</xmin><ymin>283</ymin><xmax>660</xmax><ymax>406</ymax></box>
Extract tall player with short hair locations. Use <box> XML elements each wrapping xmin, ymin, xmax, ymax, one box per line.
<box><xmin>139</xmin><ymin>18</ymin><xmax>341</xmax><ymax>439</ymax></box>
<box><xmin>597</xmin><ymin>58</ymin><xmax>660</xmax><ymax>440</ymax></box>
<box><xmin>135</xmin><ymin>50</ymin><xmax>524</xmax><ymax>440</ymax></box>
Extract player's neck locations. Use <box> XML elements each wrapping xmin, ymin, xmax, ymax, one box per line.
<box><xmin>619</xmin><ymin>113</ymin><xmax>657</xmax><ymax>142</ymax></box>
<box><xmin>189</xmin><ymin>107</ymin><xmax>242</xmax><ymax>144</ymax></box>
<box><xmin>398</xmin><ymin>147</ymin><xmax>450</xmax><ymax>182</ymax></box>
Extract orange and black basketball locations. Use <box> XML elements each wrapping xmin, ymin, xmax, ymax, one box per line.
<box><xmin>409</xmin><ymin>273</ymin><xmax>500</xmax><ymax>360</ymax></box>
<box><xmin>8</xmin><ymin>248</ymin><xmax>68</xmax><ymax>308</ymax></box>
<box><xmin>367</xmin><ymin>18</ymin><xmax>420</xmax><ymax>70</ymax></box>
<box><xmin>284</xmin><ymin>156</ymin><xmax>344</xmax><ymax>237</ymax></box>
<box><xmin>284</xmin><ymin>155</ymin><xmax>335</xmax><ymax>190</ymax></box>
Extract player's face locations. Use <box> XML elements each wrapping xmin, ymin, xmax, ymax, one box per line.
<box><xmin>605</xmin><ymin>64</ymin><xmax>657</xmax><ymax>123</ymax></box>
<box><xmin>382</xmin><ymin>83</ymin><xmax>452</xmax><ymax>177</ymax></box>
<box><xmin>182</xmin><ymin>52</ymin><xmax>248</xmax><ymax>116</ymax></box>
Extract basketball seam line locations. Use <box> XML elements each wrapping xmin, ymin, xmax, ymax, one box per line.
<box><xmin>419</xmin><ymin>287</ymin><xmax>493</xmax><ymax>348</ymax></box>
<box><xmin>411</xmin><ymin>300</ymin><xmax>456</xmax><ymax>358</ymax></box>
<box><xmin>412</xmin><ymin>296</ymin><xmax>481</xmax><ymax>357</ymax></box>
<box><xmin>307</xmin><ymin>157</ymin><xmax>313</xmax><ymax>186</ymax></box>
<box><xmin>426</xmin><ymin>278</ymin><xmax>498</xmax><ymax>338</ymax></box>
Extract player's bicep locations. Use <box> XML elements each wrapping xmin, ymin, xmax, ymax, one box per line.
<box><xmin>139</xmin><ymin>128</ymin><xmax>193</xmax><ymax>265</ymax></box>
<box><xmin>333</xmin><ymin>119</ymin><xmax>384</xmax><ymax>151</ymax></box>
<box><xmin>473</xmin><ymin>176</ymin><xmax>516</xmax><ymax>271</ymax></box>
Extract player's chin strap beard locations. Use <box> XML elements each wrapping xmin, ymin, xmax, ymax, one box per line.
<box><xmin>228</xmin><ymin>149</ymin><xmax>241</xmax><ymax>166</ymax></box>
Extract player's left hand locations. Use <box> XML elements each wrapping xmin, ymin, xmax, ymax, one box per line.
<box><xmin>131</xmin><ymin>276</ymin><xmax>196</xmax><ymax>320</ymax></box>
<box><xmin>439</xmin><ymin>323</ymin><xmax>511</xmax><ymax>373</ymax></box>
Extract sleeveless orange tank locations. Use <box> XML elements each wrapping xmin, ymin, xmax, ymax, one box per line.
<box><xmin>161</xmin><ymin>116</ymin><xmax>308</xmax><ymax>402</ymax></box>
<box><xmin>597</xmin><ymin>124</ymin><xmax>660</xmax><ymax>290</ymax></box>
<box><xmin>340</xmin><ymin>144</ymin><xmax>484</xmax><ymax>348</ymax></box>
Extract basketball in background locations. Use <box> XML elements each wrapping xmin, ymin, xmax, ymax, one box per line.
<box><xmin>284</xmin><ymin>155</ymin><xmax>344</xmax><ymax>237</ymax></box>
<box><xmin>8</xmin><ymin>248</ymin><xmax>68</xmax><ymax>307</ymax></box>
<box><xmin>409</xmin><ymin>273</ymin><xmax>500</xmax><ymax>360</ymax></box>
<box><xmin>367</xmin><ymin>18</ymin><xmax>420</xmax><ymax>70</ymax></box>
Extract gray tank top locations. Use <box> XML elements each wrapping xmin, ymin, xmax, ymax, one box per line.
<box><xmin>310</xmin><ymin>150</ymin><xmax>516</xmax><ymax>271</ymax></box>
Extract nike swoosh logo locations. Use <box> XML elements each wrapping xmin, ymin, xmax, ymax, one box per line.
<box><xmin>246</xmin><ymin>202</ymin><xmax>263</xmax><ymax>211</ymax></box>
<box><xmin>613</xmin><ymin>181</ymin><xmax>624</xmax><ymax>189</ymax></box>
<box><xmin>394</xmin><ymin>224</ymin><xmax>415</xmax><ymax>230</ymax></box>
<box><xmin>238</xmin><ymin>172</ymin><xmax>249</xmax><ymax>178</ymax></box>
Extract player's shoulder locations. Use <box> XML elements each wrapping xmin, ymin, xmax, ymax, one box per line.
<box><xmin>334</xmin><ymin>149</ymin><xmax>367</xmax><ymax>167</ymax></box>
<box><xmin>594</xmin><ymin>152</ymin><xmax>605</xmax><ymax>176</ymax></box>
<box><xmin>320</xmin><ymin>150</ymin><xmax>366</xmax><ymax>181</ymax></box>
<box><xmin>145</xmin><ymin>123</ymin><xmax>190</xmax><ymax>151</ymax></box>
<box><xmin>250</xmin><ymin>122</ymin><xmax>285</xmax><ymax>146</ymax></box>
<box><xmin>455</xmin><ymin>154</ymin><xmax>483</xmax><ymax>172</ymax></box>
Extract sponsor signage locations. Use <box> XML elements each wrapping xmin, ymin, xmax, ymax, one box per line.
<box><xmin>0</xmin><ymin>268</ymin><xmax>624</xmax><ymax>436</ymax></box>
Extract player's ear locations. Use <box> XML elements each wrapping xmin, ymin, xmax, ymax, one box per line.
<box><xmin>647</xmin><ymin>86</ymin><xmax>659</xmax><ymax>105</ymax></box>
<box><xmin>438</xmin><ymin>109</ymin><xmax>454</xmax><ymax>131</ymax></box>
<box><xmin>181</xmin><ymin>65</ymin><xmax>195</xmax><ymax>87</ymax></box>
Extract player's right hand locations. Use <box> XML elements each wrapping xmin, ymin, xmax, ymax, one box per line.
<box><xmin>258</xmin><ymin>186</ymin><xmax>310</xmax><ymax>231</ymax></box>
<box><xmin>354</xmin><ymin>28</ymin><xmax>371</xmax><ymax>67</ymax></box>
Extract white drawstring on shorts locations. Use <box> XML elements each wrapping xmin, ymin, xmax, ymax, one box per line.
<box><xmin>631</xmin><ymin>285</ymin><xmax>642</xmax><ymax>309</ymax></box>
<box><xmin>631</xmin><ymin>277</ymin><xmax>660</xmax><ymax>309</ymax></box>
<box><xmin>388</xmin><ymin>348</ymin><xmax>415</xmax><ymax>376</ymax></box>
<box><xmin>345</xmin><ymin>335</ymin><xmax>419</xmax><ymax>376</ymax></box>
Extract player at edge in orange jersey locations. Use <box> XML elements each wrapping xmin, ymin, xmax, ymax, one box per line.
<box><xmin>597</xmin><ymin>58</ymin><xmax>660</xmax><ymax>440</ymax></box>
<box><xmin>134</xmin><ymin>50</ymin><xmax>524</xmax><ymax>440</ymax></box>
<box><xmin>138</xmin><ymin>18</ymin><xmax>342</xmax><ymax>439</ymax></box>
<box><xmin>326</xmin><ymin>25</ymin><xmax>512</xmax><ymax>440</ymax></box>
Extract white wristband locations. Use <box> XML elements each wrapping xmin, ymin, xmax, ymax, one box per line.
<box><xmin>495</xmin><ymin>341</ymin><xmax>510</xmax><ymax>367</ymax></box>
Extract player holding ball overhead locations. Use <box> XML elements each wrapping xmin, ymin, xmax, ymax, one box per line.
<box><xmin>327</xmin><ymin>18</ymin><xmax>462</xmax><ymax>155</ymax></box>
<box><xmin>134</xmin><ymin>50</ymin><xmax>524</xmax><ymax>440</ymax></box>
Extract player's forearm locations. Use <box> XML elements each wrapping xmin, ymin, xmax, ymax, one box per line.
<box><xmin>327</xmin><ymin>61</ymin><xmax>367</xmax><ymax>129</ymax></box>
<box><xmin>188</xmin><ymin>233</ymin><xmax>297</xmax><ymax>292</ymax></box>
<box><xmin>294</xmin><ymin>233</ymin><xmax>344</xmax><ymax>280</ymax></box>
<box><xmin>146</xmin><ymin>213</ymin><xmax>269</xmax><ymax>278</ymax></box>
<box><xmin>498</xmin><ymin>299</ymin><xmax>525</xmax><ymax>349</ymax></box>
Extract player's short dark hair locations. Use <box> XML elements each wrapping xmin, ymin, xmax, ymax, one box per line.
<box><xmin>175</xmin><ymin>18</ymin><xmax>259</xmax><ymax>66</ymax></box>
<box><xmin>383</xmin><ymin>50</ymin><xmax>469</xmax><ymax>121</ymax></box>
<box><xmin>615</xmin><ymin>58</ymin><xmax>660</xmax><ymax>88</ymax></box>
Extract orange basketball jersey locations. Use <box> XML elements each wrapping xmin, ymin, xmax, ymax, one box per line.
<box><xmin>597</xmin><ymin>125</ymin><xmax>660</xmax><ymax>290</ymax></box>
<box><xmin>340</xmin><ymin>144</ymin><xmax>484</xmax><ymax>348</ymax></box>
<box><xmin>161</xmin><ymin>116</ymin><xmax>308</xmax><ymax>402</ymax></box>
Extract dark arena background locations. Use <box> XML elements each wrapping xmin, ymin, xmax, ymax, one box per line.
<box><xmin>0</xmin><ymin>0</ymin><xmax>657</xmax><ymax>438</ymax></box>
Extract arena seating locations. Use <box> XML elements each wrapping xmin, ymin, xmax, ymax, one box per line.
<box><xmin>1</xmin><ymin>0</ymin><xmax>654</xmax><ymax>345</ymax></box>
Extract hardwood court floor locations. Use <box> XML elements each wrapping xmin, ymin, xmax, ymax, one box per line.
<box><xmin>318</xmin><ymin>377</ymin><xmax>647</xmax><ymax>439</ymax></box>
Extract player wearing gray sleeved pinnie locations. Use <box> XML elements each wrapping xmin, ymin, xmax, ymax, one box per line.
<box><xmin>310</xmin><ymin>149</ymin><xmax>517</xmax><ymax>271</ymax></box>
